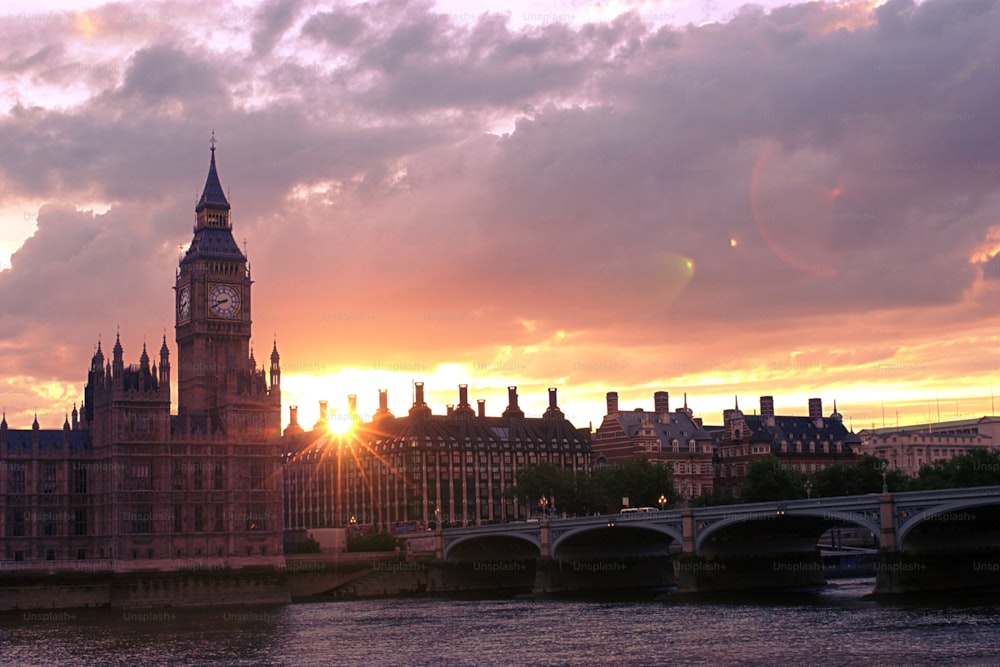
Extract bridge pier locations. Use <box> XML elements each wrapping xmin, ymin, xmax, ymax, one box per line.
<box><xmin>533</xmin><ymin>557</ymin><xmax>555</xmax><ymax>594</ymax></box>
<box><xmin>878</xmin><ymin>493</ymin><xmax>897</xmax><ymax>551</ymax></box>
<box><xmin>681</xmin><ymin>509</ymin><xmax>695</xmax><ymax>554</ymax></box>
<box><xmin>673</xmin><ymin>552</ymin><xmax>826</xmax><ymax>593</ymax></box>
<box><xmin>874</xmin><ymin>492</ymin><xmax>1000</xmax><ymax>593</ymax></box>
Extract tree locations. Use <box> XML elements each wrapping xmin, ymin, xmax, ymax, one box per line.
<box><xmin>505</xmin><ymin>463</ymin><xmax>592</xmax><ymax>516</ymax></box>
<box><xmin>740</xmin><ymin>455</ymin><xmax>807</xmax><ymax>503</ymax></box>
<box><xmin>691</xmin><ymin>486</ymin><xmax>739</xmax><ymax>507</ymax></box>
<box><xmin>908</xmin><ymin>449</ymin><xmax>1000</xmax><ymax>490</ymax></box>
<box><xmin>811</xmin><ymin>455</ymin><xmax>909</xmax><ymax>497</ymax></box>
<box><xmin>589</xmin><ymin>458</ymin><xmax>682</xmax><ymax>513</ymax></box>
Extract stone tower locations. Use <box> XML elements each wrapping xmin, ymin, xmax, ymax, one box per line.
<box><xmin>174</xmin><ymin>138</ymin><xmax>280</xmax><ymax>436</ymax></box>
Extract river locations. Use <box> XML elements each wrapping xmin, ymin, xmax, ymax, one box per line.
<box><xmin>2</xmin><ymin>578</ymin><xmax>998</xmax><ymax>666</ymax></box>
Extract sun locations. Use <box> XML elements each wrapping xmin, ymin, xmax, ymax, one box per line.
<box><xmin>326</xmin><ymin>411</ymin><xmax>354</xmax><ymax>435</ymax></box>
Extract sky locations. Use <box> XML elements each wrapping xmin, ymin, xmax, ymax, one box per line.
<box><xmin>3</xmin><ymin>0</ymin><xmax>1000</xmax><ymax>433</ymax></box>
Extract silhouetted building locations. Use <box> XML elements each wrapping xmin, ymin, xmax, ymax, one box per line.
<box><xmin>859</xmin><ymin>416</ymin><xmax>1000</xmax><ymax>476</ymax></box>
<box><xmin>1</xmin><ymin>144</ymin><xmax>284</xmax><ymax>574</ymax></box>
<box><xmin>592</xmin><ymin>391</ymin><xmax>715</xmax><ymax>501</ymax></box>
<box><xmin>283</xmin><ymin>385</ymin><xmax>591</xmax><ymax>529</ymax></box>
<box><xmin>712</xmin><ymin>396</ymin><xmax>861</xmax><ymax>494</ymax></box>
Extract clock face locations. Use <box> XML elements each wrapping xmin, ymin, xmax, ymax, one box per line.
<box><xmin>177</xmin><ymin>286</ymin><xmax>191</xmax><ymax>321</ymax></box>
<box><xmin>209</xmin><ymin>284</ymin><xmax>241</xmax><ymax>318</ymax></box>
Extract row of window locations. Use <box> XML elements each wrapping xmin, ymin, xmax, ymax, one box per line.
<box><xmin>4</xmin><ymin>509</ymin><xmax>87</xmax><ymax>537</ymax></box>
<box><xmin>5</xmin><ymin>467</ymin><xmax>87</xmax><ymax>494</ymax></box>
<box><xmin>128</xmin><ymin>461</ymin><xmax>265</xmax><ymax>491</ymax></box>
<box><xmin>126</xmin><ymin>505</ymin><xmax>270</xmax><ymax>534</ymax></box>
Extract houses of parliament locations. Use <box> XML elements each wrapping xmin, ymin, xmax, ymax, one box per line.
<box><xmin>0</xmin><ymin>142</ymin><xmax>287</xmax><ymax>603</ymax></box>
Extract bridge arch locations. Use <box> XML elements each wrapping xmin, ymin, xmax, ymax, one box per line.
<box><xmin>551</xmin><ymin>522</ymin><xmax>683</xmax><ymax>557</ymax></box>
<box><xmin>442</xmin><ymin>532</ymin><xmax>541</xmax><ymax>562</ymax></box>
<box><xmin>694</xmin><ymin>508</ymin><xmax>879</xmax><ymax>555</ymax></box>
<box><xmin>896</xmin><ymin>497</ymin><xmax>1000</xmax><ymax>550</ymax></box>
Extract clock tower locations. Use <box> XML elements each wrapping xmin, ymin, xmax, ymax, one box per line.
<box><xmin>175</xmin><ymin>138</ymin><xmax>280</xmax><ymax>435</ymax></box>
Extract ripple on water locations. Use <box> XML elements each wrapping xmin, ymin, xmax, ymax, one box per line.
<box><xmin>3</xmin><ymin>590</ymin><xmax>1000</xmax><ymax>667</ymax></box>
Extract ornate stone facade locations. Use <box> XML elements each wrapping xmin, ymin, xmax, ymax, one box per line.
<box><xmin>1</xmin><ymin>144</ymin><xmax>284</xmax><ymax>580</ymax></box>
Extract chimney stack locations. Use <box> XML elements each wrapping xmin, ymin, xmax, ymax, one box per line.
<box><xmin>409</xmin><ymin>382</ymin><xmax>431</xmax><ymax>418</ymax></box>
<box><xmin>454</xmin><ymin>384</ymin><xmax>476</xmax><ymax>416</ymax></box>
<box><xmin>502</xmin><ymin>386</ymin><xmax>525</xmax><ymax>418</ymax></box>
<box><xmin>760</xmin><ymin>396</ymin><xmax>775</xmax><ymax>425</ymax></box>
<box><xmin>314</xmin><ymin>400</ymin><xmax>329</xmax><ymax>430</ymax></box>
<box><xmin>809</xmin><ymin>398</ymin><xmax>823</xmax><ymax>427</ymax></box>
<box><xmin>654</xmin><ymin>391</ymin><xmax>670</xmax><ymax>423</ymax></box>
<box><xmin>477</xmin><ymin>399</ymin><xmax>486</xmax><ymax>418</ymax></box>
<box><xmin>447</xmin><ymin>404</ymin><xmax>455</xmax><ymax>416</ymax></box>
<box><xmin>290</xmin><ymin>405</ymin><xmax>299</xmax><ymax>427</ymax></box>
<box><xmin>374</xmin><ymin>389</ymin><xmax>393</xmax><ymax>422</ymax></box>
<box><xmin>544</xmin><ymin>387</ymin><xmax>564</xmax><ymax>419</ymax></box>
<box><xmin>414</xmin><ymin>382</ymin><xmax>425</xmax><ymax>406</ymax></box>
<box><xmin>607</xmin><ymin>391</ymin><xmax>619</xmax><ymax>415</ymax></box>
<box><xmin>348</xmin><ymin>394</ymin><xmax>357</xmax><ymax>418</ymax></box>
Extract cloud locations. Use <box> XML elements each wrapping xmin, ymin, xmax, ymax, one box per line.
<box><xmin>252</xmin><ymin>0</ymin><xmax>305</xmax><ymax>57</ymax></box>
<box><xmin>4</xmin><ymin>0</ymin><xmax>1000</xmax><ymax>428</ymax></box>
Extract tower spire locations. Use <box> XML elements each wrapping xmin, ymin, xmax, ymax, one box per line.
<box><xmin>196</xmin><ymin>131</ymin><xmax>230</xmax><ymax>213</ymax></box>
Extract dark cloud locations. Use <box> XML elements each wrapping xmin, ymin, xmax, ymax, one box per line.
<box><xmin>301</xmin><ymin>8</ymin><xmax>368</xmax><ymax>47</ymax></box>
<box><xmin>118</xmin><ymin>44</ymin><xmax>232</xmax><ymax>108</ymax></box>
<box><xmin>252</xmin><ymin>0</ymin><xmax>304</xmax><ymax>56</ymax></box>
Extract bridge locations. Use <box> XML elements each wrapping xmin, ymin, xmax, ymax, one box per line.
<box><xmin>433</xmin><ymin>487</ymin><xmax>1000</xmax><ymax>594</ymax></box>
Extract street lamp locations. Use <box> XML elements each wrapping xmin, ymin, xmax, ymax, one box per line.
<box><xmin>539</xmin><ymin>495</ymin><xmax>549</xmax><ymax>518</ymax></box>
<box><xmin>881</xmin><ymin>462</ymin><xmax>888</xmax><ymax>493</ymax></box>
<box><xmin>804</xmin><ymin>480</ymin><xmax>813</xmax><ymax>499</ymax></box>
<box><xmin>658</xmin><ymin>494</ymin><xmax>667</xmax><ymax>511</ymax></box>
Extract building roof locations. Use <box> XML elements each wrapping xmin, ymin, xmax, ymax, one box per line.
<box><xmin>181</xmin><ymin>227</ymin><xmax>246</xmax><ymax>264</ymax></box>
<box><xmin>612</xmin><ymin>409</ymin><xmax>712</xmax><ymax>452</ymax></box>
<box><xmin>859</xmin><ymin>416</ymin><xmax>1000</xmax><ymax>437</ymax></box>
<box><xmin>286</xmin><ymin>411</ymin><xmax>591</xmax><ymax>460</ymax></box>
<box><xmin>3</xmin><ymin>429</ymin><xmax>93</xmax><ymax>453</ymax></box>
<box><xmin>862</xmin><ymin>429</ymin><xmax>990</xmax><ymax>442</ymax></box>
<box><xmin>196</xmin><ymin>145</ymin><xmax>230</xmax><ymax>212</ymax></box>
<box><xmin>711</xmin><ymin>414</ymin><xmax>862</xmax><ymax>447</ymax></box>
<box><xmin>366</xmin><ymin>413</ymin><xmax>590</xmax><ymax>451</ymax></box>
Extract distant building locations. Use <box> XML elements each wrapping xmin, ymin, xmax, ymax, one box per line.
<box><xmin>711</xmin><ymin>396</ymin><xmax>861</xmax><ymax>494</ymax></box>
<box><xmin>591</xmin><ymin>391</ymin><xmax>715</xmax><ymax>500</ymax></box>
<box><xmin>0</xmin><ymin>145</ymin><xmax>284</xmax><ymax>579</ymax></box>
<box><xmin>282</xmin><ymin>384</ymin><xmax>591</xmax><ymax>530</ymax></box>
<box><xmin>859</xmin><ymin>417</ymin><xmax>1000</xmax><ymax>477</ymax></box>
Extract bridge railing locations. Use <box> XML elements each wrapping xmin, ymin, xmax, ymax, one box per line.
<box><xmin>893</xmin><ymin>485</ymin><xmax>1000</xmax><ymax>501</ymax></box>
<box><xmin>440</xmin><ymin>486</ymin><xmax>1000</xmax><ymax>535</ymax></box>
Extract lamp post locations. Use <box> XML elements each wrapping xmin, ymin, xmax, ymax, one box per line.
<box><xmin>658</xmin><ymin>494</ymin><xmax>667</xmax><ymax>511</ymax></box>
<box><xmin>881</xmin><ymin>462</ymin><xmax>888</xmax><ymax>493</ymax></box>
<box><xmin>804</xmin><ymin>480</ymin><xmax>813</xmax><ymax>499</ymax></box>
<box><xmin>539</xmin><ymin>495</ymin><xmax>549</xmax><ymax>518</ymax></box>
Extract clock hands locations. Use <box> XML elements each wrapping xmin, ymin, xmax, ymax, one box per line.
<box><xmin>209</xmin><ymin>286</ymin><xmax>239</xmax><ymax>317</ymax></box>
